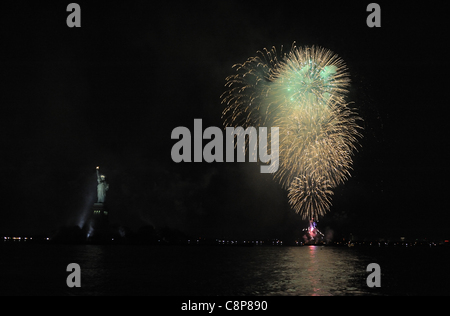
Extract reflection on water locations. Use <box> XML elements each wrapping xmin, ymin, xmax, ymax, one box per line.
<box><xmin>2</xmin><ymin>243</ymin><xmax>448</xmax><ymax>295</ymax></box>
<box><xmin>243</xmin><ymin>246</ymin><xmax>371</xmax><ymax>296</ymax></box>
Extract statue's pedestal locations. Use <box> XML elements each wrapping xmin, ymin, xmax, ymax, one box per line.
<box><xmin>92</xmin><ymin>203</ymin><xmax>108</xmax><ymax>216</ymax></box>
<box><xmin>85</xmin><ymin>202</ymin><xmax>110</xmax><ymax>242</ymax></box>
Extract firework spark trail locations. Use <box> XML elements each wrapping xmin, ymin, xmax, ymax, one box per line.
<box><xmin>275</xmin><ymin>101</ymin><xmax>361</xmax><ymax>189</ymax></box>
<box><xmin>288</xmin><ymin>175</ymin><xmax>333</xmax><ymax>219</ymax></box>
<box><xmin>221</xmin><ymin>43</ymin><xmax>362</xmax><ymax>219</ymax></box>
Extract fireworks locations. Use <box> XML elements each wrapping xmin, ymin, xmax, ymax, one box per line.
<box><xmin>302</xmin><ymin>219</ymin><xmax>324</xmax><ymax>243</ymax></box>
<box><xmin>288</xmin><ymin>175</ymin><xmax>333</xmax><ymax>219</ymax></box>
<box><xmin>221</xmin><ymin>43</ymin><xmax>362</xmax><ymax>219</ymax></box>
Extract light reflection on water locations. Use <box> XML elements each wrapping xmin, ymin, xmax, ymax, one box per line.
<box><xmin>6</xmin><ymin>243</ymin><xmax>449</xmax><ymax>295</ymax></box>
<box><xmin>250</xmin><ymin>246</ymin><xmax>371</xmax><ymax>296</ymax></box>
<box><xmin>65</xmin><ymin>245</ymin><xmax>374</xmax><ymax>296</ymax></box>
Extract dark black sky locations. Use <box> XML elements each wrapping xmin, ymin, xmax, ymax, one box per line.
<box><xmin>1</xmin><ymin>1</ymin><xmax>448</xmax><ymax>239</ymax></box>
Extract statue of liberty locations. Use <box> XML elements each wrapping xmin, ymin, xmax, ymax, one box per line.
<box><xmin>96</xmin><ymin>166</ymin><xmax>109</xmax><ymax>203</ymax></box>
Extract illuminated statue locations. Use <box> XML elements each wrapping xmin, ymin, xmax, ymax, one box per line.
<box><xmin>96</xmin><ymin>166</ymin><xmax>109</xmax><ymax>203</ymax></box>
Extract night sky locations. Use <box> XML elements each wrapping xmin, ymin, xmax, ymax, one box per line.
<box><xmin>1</xmin><ymin>1</ymin><xmax>448</xmax><ymax>239</ymax></box>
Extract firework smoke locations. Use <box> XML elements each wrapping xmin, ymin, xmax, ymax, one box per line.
<box><xmin>222</xmin><ymin>43</ymin><xmax>362</xmax><ymax>219</ymax></box>
<box><xmin>302</xmin><ymin>219</ymin><xmax>324</xmax><ymax>243</ymax></box>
